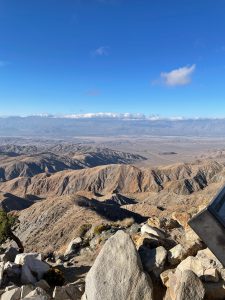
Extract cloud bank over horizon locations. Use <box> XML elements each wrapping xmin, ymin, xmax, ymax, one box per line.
<box><xmin>1</xmin><ymin>112</ymin><xmax>225</xmax><ymax>121</ymax></box>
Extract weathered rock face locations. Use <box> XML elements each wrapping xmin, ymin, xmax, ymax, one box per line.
<box><xmin>168</xmin><ymin>270</ymin><xmax>205</xmax><ymax>300</ymax></box>
<box><xmin>83</xmin><ymin>230</ymin><xmax>154</xmax><ymax>300</ymax></box>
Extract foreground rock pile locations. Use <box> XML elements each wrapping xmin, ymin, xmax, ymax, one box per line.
<box><xmin>0</xmin><ymin>248</ymin><xmax>84</xmax><ymax>300</ymax></box>
<box><xmin>2</xmin><ymin>210</ymin><xmax>225</xmax><ymax>299</ymax></box>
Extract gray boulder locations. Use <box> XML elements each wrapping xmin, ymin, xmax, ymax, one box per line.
<box><xmin>83</xmin><ymin>230</ymin><xmax>154</xmax><ymax>300</ymax></box>
<box><xmin>15</xmin><ymin>253</ymin><xmax>50</xmax><ymax>284</ymax></box>
<box><xmin>23</xmin><ymin>287</ymin><xmax>51</xmax><ymax>300</ymax></box>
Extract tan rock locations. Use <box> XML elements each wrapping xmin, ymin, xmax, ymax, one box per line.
<box><xmin>185</xmin><ymin>227</ymin><xmax>201</xmax><ymax>243</ymax></box>
<box><xmin>141</xmin><ymin>224</ymin><xmax>166</xmax><ymax>239</ymax></box>
<box><xmin>168</xmin><ymin>244</ymin><xmax>186</xmax><ymax>266</ymax></box>
<box><xmin>172</xmin><ymin>212</ymin><xmax>191</xmax><ymax>229</ymax></box>
<box><xmin>134</xmin><ymin>234</ymin><xmax>161</xmax><ymax>249</ymax></box>
<box><xmin>160</xmin><ymin>269</ymin><xmax>174</xmax><ymax>288</ymax></box>
<box><xmin>169</xmin><ymin>270</ymin><xmax>205</xmax><ymax>300</ymax></box>
<box><xmin>176</xmin><ymin>256</ymin><xmax>204</xmax><ymax>277</ymax></box>
<box><xmin>147</xmin><ymin>216</ymin><xmax>165</xmax><ymax>228</ymax></box>
<box><xmin>196</xmin><ymin>248</ymin><xmax>223</xmax><ymax>270</ymax></box>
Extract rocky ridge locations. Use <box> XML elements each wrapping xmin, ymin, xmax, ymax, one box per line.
<box><xmin>0</xmin><ymin>159</ymin><xmax>224</xmax><ymax>198</ymax></box>
<box><xmin>1</xmin><ymin>208</ymin><xmax>225</xmax><ymax>299</ymax></box>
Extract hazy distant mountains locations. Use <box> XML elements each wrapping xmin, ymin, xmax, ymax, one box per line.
<box><xmin>1</xmin><ymin>115</ymin><xmax>225</xmax><ymax>137</ymax></box>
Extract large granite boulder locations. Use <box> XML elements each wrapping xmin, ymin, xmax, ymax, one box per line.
<box><xmin>15</xmin><ymin>253</ymin><xmax>50</xmax><ymax>284</ymax></box>
<box><xmin>83</xmin><ymin>230</ymin><xmax>154</xmax><ymax>300</ymax></box>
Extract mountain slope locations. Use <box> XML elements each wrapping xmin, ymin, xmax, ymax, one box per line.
<box><xmin>1</xmin><ymin>160</ymin><xmax>224</xmax><ymax>197</ymax></box>
<box><xmin>0</xmin><ymin>146</ymin><xmax>145</xmax><ymax>181</ymax></box>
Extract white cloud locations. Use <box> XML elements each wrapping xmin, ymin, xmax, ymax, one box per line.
<box><xmin>160</xmin><ymin>64</ymin><xmax>196</xmax><ymax>87</ymax></box>
<box><xmin>92</xmin><ymin>46</ymin><xmax>110</xmax><ymax>56</ymax></box>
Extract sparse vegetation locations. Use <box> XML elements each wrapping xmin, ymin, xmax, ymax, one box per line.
<box><xmin>93</xmin><ymin>224</ymin><xmax>111</xmax><ymax>236</ymax></box>
<box><xmin>0</xmin><ymin>210</ymin><xmax>24</xmax><ymax>252</ymax></box>
<box><xmin>78</xmin><ymin>223</ymin><xmax>92</xmax><ymax>238</ymax></box>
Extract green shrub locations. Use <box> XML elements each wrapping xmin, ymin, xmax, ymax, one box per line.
<box><xmin>43</xmin><ymin>267</ymin><xmax>65</xmax><ymax>286</ymax></box>
<box><xmin>93</xmin><ymin>224</ymin><xmax>110</xmax><ymax>236</ymax></box>
<box><xmin>0</xmin><ymin>210</ymin><xmax>24</xmax><ymax>252</ymax></box>
<box><xmin>78</xmin><ymin>223</ymin><xmax>92</xmax><ymax>238</ymax></box>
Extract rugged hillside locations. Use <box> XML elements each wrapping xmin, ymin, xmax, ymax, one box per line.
<box><xmin>0</xmin><ymin>152</ymin><xmax>87</xmax><ymax>181</ymax></box>
<box><xmin>0</xmin><ymin>145</ymin><xmax>145</xmax><ymax>181</ymax></box>
<box><xmin>1</xmin><ymin>160</ymin><xmax>224</xmax><ymax>197</ymax></box>
<box><xmin>12</xmin><ymin>179</ymin><xmax>223</xmax><ymax>253</ymax></box>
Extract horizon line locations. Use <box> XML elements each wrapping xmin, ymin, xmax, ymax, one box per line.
<box><xmin>1</xmin><ymin>112</ymin><xmax>225</xmax><ymax>121</ymax></box>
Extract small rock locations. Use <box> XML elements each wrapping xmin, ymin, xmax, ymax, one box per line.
<box><xmin>172</xmin><ymin>212</ymin><xmax>191</xmax><ymax>228</ymax></box>
<box><xmin>134</xmin><ymin>234</ymin><xmax>162</xmax><ymax>250</ymax></box>
<box><xmin>53</xmin><ymin>282</ymin><xmax>84</xmax><ymax>300</ymax></box>
<box><xmin>53</xmin><ymin>286</ymin><xmax>71</xmax><ymax>300</ymax></box>
<box><xmin>177</xmin><ymin>256</ymin><xmax>204</xmax><ymax>277</ymax></box>
<box><xmin>1</xmin><ymin>287</ymin><xmax>21</xmax><ymax>300</ymax></box>
<box><xmin>21</xmin><ymin>284</ymin><xmax>35</xmax><ymax>298</ymax></box>
<box><xmin>23</xmin><ymin>287</ymin><xmax>51</xmax><ymax>300</ymax></box>
<box><xmin>168</xmin><ymin>244</ymin><xmax>186</xmax><ymax>266</ymax></box>
<box><xmin>139</xmin><ymin>245</ymin><xmax>167</xmax><ymax>276</ymax></box>
<box><xmin>64</xmin><ymin>237</ymin><xmax>82</xmax><ymax>256</ymax></box>
<box><xmin>141</xmin><ymin>224</ymin><xmax>166</xmax><ymax>239</ymax></box>
<box><xmin>129</xmin><ymin>223</ymin><xmax>140</xmax><ymax>234</ymax></box>
<box><xmin>147</xmin><ymin>216</ymin><xmax>164</xmax><ymax>228</ymax></box>
<box><xmin>160</xmin><ymin>269</ymin><xmax>174</xmax><ymax>288</ymax></box>
<box><xmin>196</xmin><ymin>248</ymin><xmax>223</xmax><ymax>270</ymax></box>
<box><xmin>35</xmin><ymin>279</ymin><xmax>50</xmax><ymax>293</ymax></box>
<box><xmin>185</xmin><ymin>227</ymin><xmax>201</xmax><ymax>243</ymax></box>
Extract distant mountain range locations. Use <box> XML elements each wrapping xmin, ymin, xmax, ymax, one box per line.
<box><xmin>1</xmin><ymin>114</ymin><xmax>225</xmax><ymax>137</ymax></box>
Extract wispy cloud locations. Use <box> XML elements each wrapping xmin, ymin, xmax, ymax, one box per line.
<box><xmin>160</xmin><ymin>64</ymin><xmax>196</xmax><ymax>87</ymax></box>
<box><xmin>92</xmin><ymin>46</ymin><xmax>110</xmax><ymax>57</ymax></box>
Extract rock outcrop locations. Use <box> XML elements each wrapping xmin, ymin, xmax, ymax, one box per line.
<box><xmin>83</xmin><ymin>230</ymin><xmax>154</xmax><ymax>300</ymax></box>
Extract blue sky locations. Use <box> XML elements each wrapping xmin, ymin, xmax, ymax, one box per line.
<box><xmin>0</xmin><ymin>0</ymin><xmax>225</xmax><ymax>117</ymax></box>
